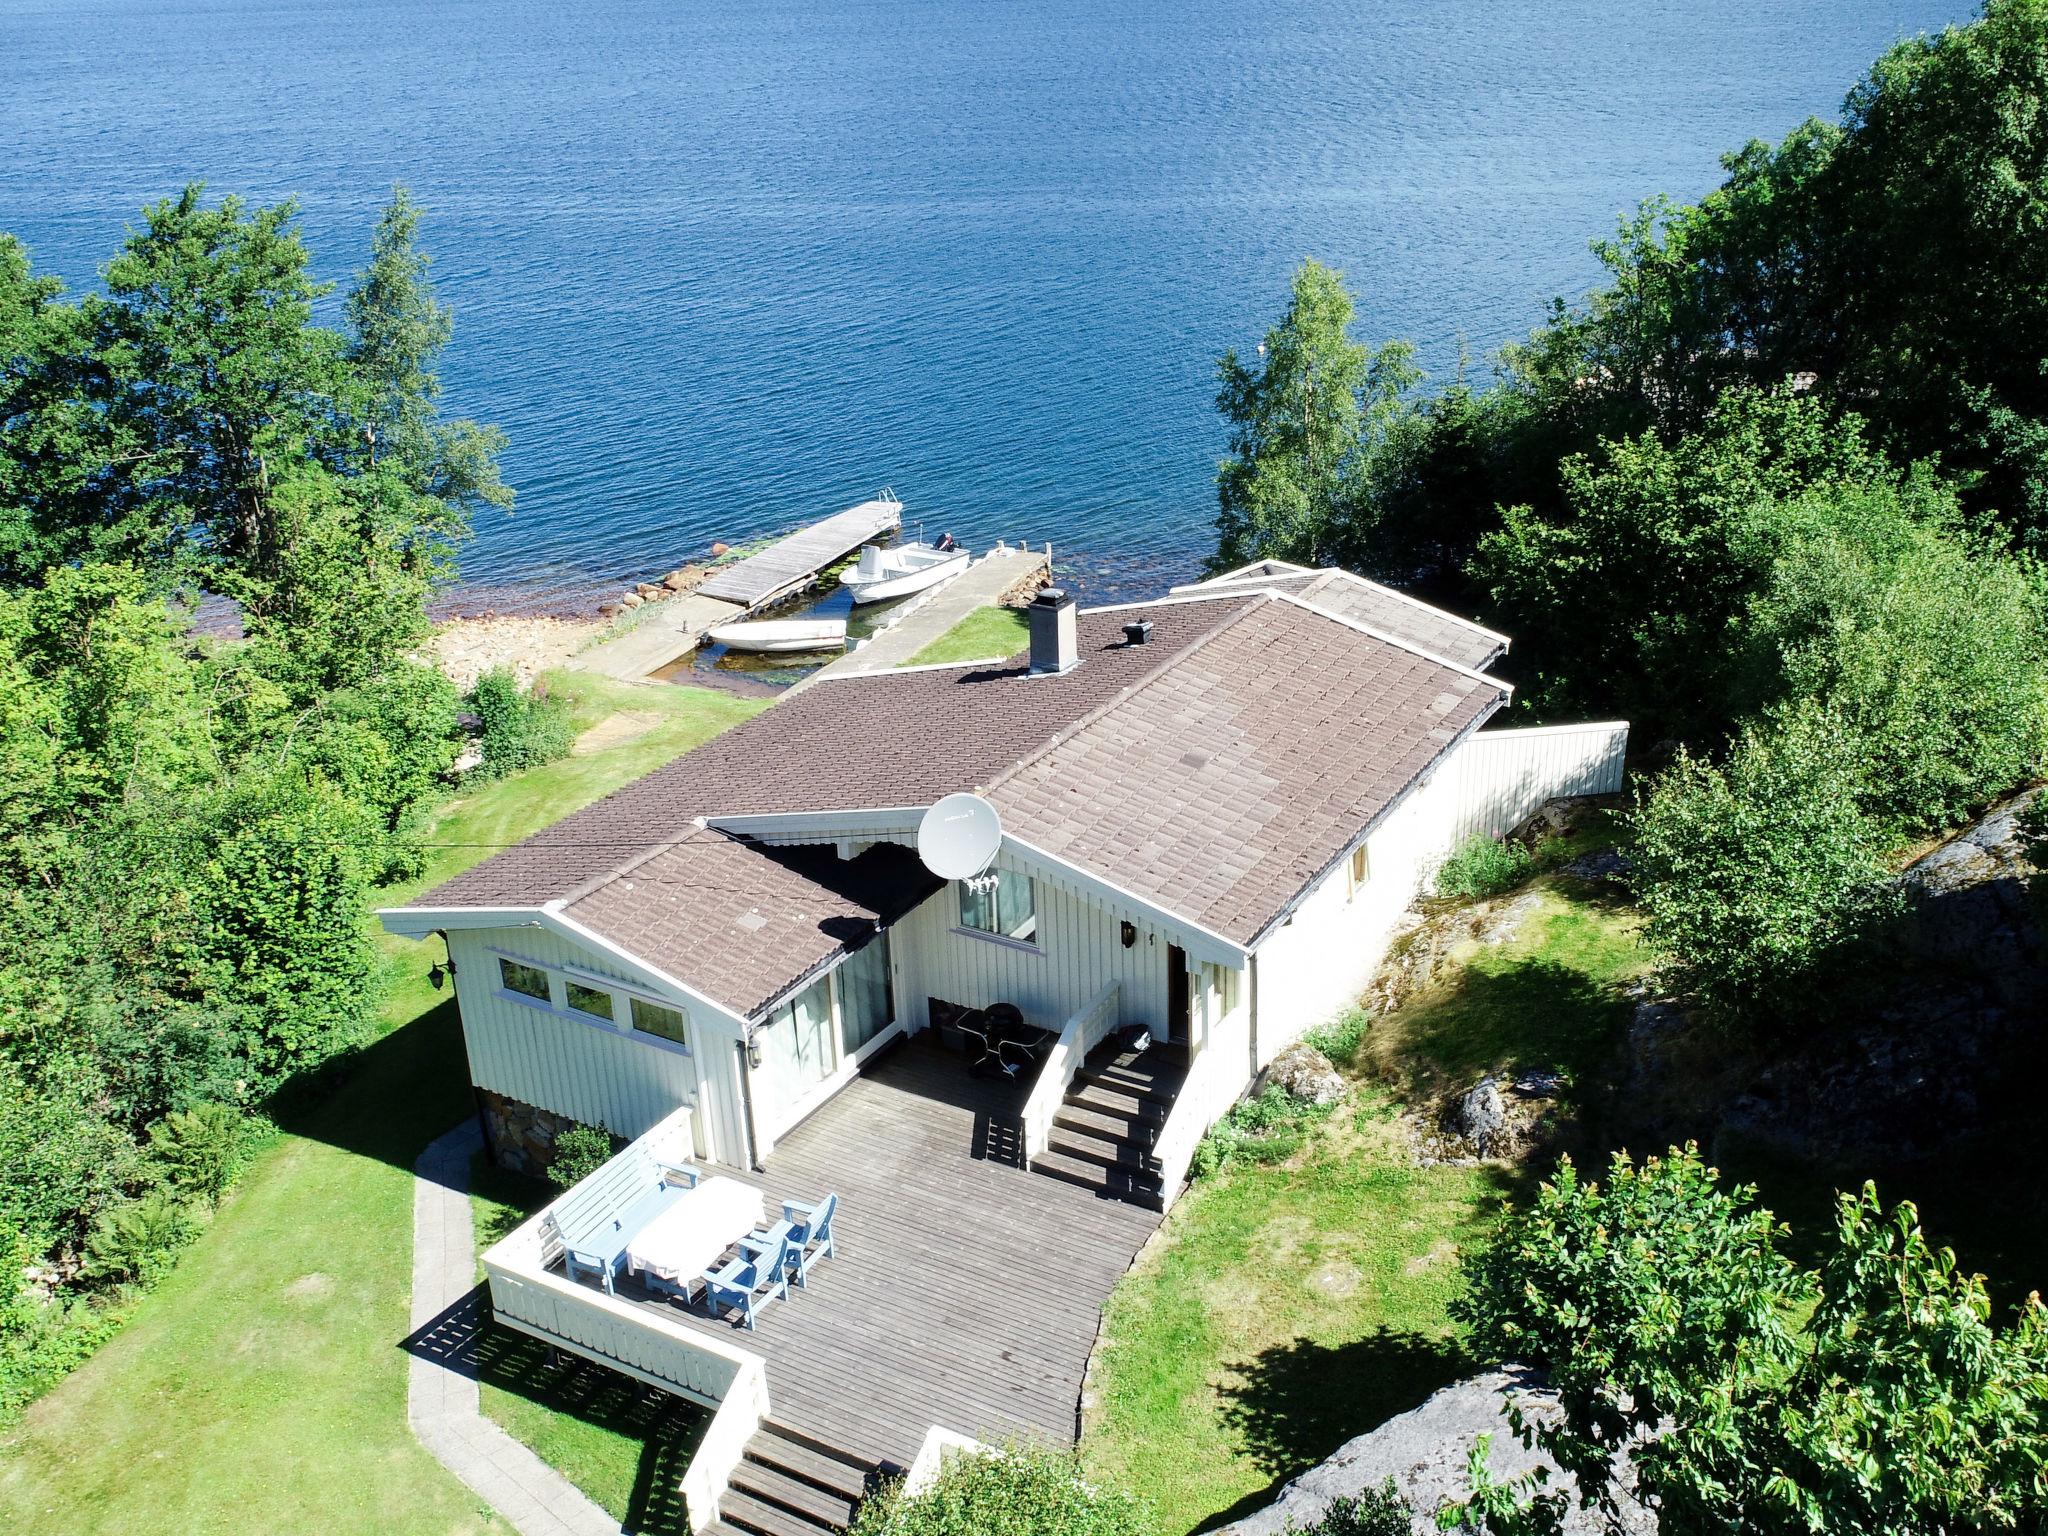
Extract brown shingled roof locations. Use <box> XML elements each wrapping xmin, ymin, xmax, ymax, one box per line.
<box><xmin>987</xmin><ymin>596</ymin><xmax>1500</xmax><ymax>943</ymax></box>
<box><xmin>407</xmin><ymin>576</ymin><xmax>1509</xmax><ymax>1001</ymax></box>
<box><xmin>1191</xmin><ymin>568</ymin><xmax>1507</xmax><ymax>672</ymax></box>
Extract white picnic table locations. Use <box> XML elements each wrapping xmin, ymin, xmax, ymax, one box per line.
<box><xmin>624</xmin><ymin>1175</ymin><xmax>764</xmax><ymax>1287</ymax></box>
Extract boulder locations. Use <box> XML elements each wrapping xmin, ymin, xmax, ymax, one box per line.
<box><xmin>1211</xmin><ymin>1367</ymin><xmax>1652</xmax><ymax>1536</ymax></box>
<box><xmin>597</xmin><ymin>600</ymin><xmax>625</xmax><ymax>617</ymax></box>
<box><xmin>709</xmin><ymin>541</ymin><xmax>732</xmax><ymax>557</ymax></box>
<box><xmin>1447</xmin><ymin>1077</ymin><xmax>1507</xmax><ymax>1154</ymax></box>
<box><xmin>635</xmin><ymin>582</ymin><xmax>662</xmax><ymax>599</ymax></box>
<box><xmin>618</xmin><ymin>590</ymin><xmax>644</xmax><ymax>609</ymax></box>
<box><xmin>1265</xmin><ymin>1043</ymin><xmax>1345</xmax><ymax>1107</ymax></box>
<box><xmin>662</xmin><ymin>568</ymin><xmax>692</xmax><ymax>591</ymax></box>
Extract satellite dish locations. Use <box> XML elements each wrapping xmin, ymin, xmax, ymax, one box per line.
<box><xmin>917</xmin><ymin>793</ymin><xmax>1003</xmax><ymax>881</ymax></box>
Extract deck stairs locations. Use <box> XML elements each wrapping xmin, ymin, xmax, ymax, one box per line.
<box><xmin>708</xmin><ymin>1419</ymin><xmax>885</xmax><ymax>1536</ymax></box>
<box><xmin>1029</xmin><ymin>1038</ymin><xmax>1188</xmax><ymax>1210</ymax></box>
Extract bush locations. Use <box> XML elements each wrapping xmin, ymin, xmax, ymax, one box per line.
<box><xmin>147</xmin><ymin>1103</ymin><xmax>256</xmax><ymax>1203</ymax></box>
<box><xmin>849</xmin><ymin>1445</ymin><xmax>1146</xmax><ymax>1536</ymax></box>
<box><xmin>82</xmin><ymin>1190</ymin><xmax>200</xmax><ymax>1286</ymax></box>
<box><xmin>1302</xmin><ymin>1007</ymin><xmax>1370</xmax><ymax>1069</ymax></box>
<box><xmin>1629</xmin><ymin>706</ymin><xmax>1898</xmax><ymax>1025</ymax></box>
<box><xmin>0</xmin><ymin>1229</ymin><xmax>119</xmax><ymax>1427</ymax></box>
<box><xmin>1287</xmin><ymin>1482</ymin><xmax>1413</xmax><ymax>1535</ymax></box>
<box><xmin>548</xmin><ymin>1122</ymin><xmax>616</xmax><ymax>1188</ymax></box>
<box><xmin>468</xmin><ymin>667</ymin><xmax>574</xmax><ymax>780</ymax></box>
<box><xmin>1192</xmin><ymin>1085</ymin><xmax>1334</xmax><ymax>1178</ymax></box>
<box><xmin>1737</xmin><ymin>479</ymin><xmax>2048</xmax><ymax>834</ymax></box>
<box><xmin>1434</xmin><ymin>835</ymin><xmax>1535</xmax><ymax>902</ymax></box>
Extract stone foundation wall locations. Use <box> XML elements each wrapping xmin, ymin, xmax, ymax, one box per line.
<box><xmin>477</xmin><ymin>1088</ymin><xmax>582</xmax><ymax>1178</ymax></box>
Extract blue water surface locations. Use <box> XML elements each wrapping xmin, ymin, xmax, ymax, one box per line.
<box><xmin>3</xmin><ymin>0</ymin><xmax>1966</xmax><ymax>607</ymax></box>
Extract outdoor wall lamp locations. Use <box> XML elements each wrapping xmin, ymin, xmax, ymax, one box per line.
<box><xmin>746</xmin><ymin>1034</ymin><xmax>764</xmax><ymax>1069</ymax></box>
<box><xmin>1120</xmin><ymin>920</ymin><xmax>1137</xmax><ymax>949</ymax></box>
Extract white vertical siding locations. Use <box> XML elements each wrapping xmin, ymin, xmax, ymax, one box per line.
<box><xmin>1438</xmin><ymin>721</ymin><xmax>1629</xmax><ymax>844</ymax></box>
<box><xmin>446</xmin><ymin>925</ymin><xmax>744</xmax><ymax>1159</ymax></box>
<box><xmin>1251</xmin><ymin>719</ymin><xmax>1628</xmax><ymax>1065</ymax></box>
<box><xmin>890</xmin><ymin>850</ymin><xmax>1174</xmax><ymax>1039</ymax></box>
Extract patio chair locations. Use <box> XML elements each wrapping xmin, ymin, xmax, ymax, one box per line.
<box><xmin>739</xmin><ymin>1218</ymin><xmax>802</xmax><ymax>1291</ymax></box>
<box><xmin>775</xmin><ymin>1193</ymin><xmax>838</xmax><ymax>1287</ymax></box>
<box><xmin>700</xmin><ymin>1229</ymin><xmax>792</xmax><ymax>1330</ymax></box>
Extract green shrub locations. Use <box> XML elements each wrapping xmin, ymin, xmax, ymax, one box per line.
<box><xmin>548</xmin><ymin>1122</ymin><xmax>616</xmax><ymax>1188</ymax></box>
<box><xmin>147</xmin><ymin>1103</ymin><xmax>257</xmax><ymax>1203</ymax></box>
<box><xmin>468</xmin><ymin>667</ymin><xmax>574</xmax><ymax>780</ymax></box>
<box><xmin>1192</xmin><ymin>1085</ymin><xmax>1334</xmax><ymax>1178</ymax></box>
<box><xmin>1629</xmin><ymin>705</ymin><xmax>1897</xmax><ymax>1025</ymax></box>
<box><xmin>1302</xmin><ymin>1007</ymin><xmax>1370</xmax><ymax>1069</ymax></box>
<box><xmin>848</xmin><ymin>1445</ymin><xmax>1146</xmax><ymax>1536</ymax></box>
<box><xmin>1287</xmin><ymin>1482</ymin><xmax>1412</xmax><ymax>1534</ymax></box>
<box><xmin>0</xmin><ymin>1229</ymin><xmax>119</xmax><ymax>1427</ymax></box>
<box><xmin>1434</xmin><ymin>836</ymin><xmax>1536</xmax><ymax>902</ymax></box>
<box><xmin>82</xmin><ymin>1190</ymin><xmax>200</xmax><ymax>1286</ymax></box>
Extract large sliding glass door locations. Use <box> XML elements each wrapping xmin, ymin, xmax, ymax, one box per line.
<box><xmin>759</xmin><ymin>973</ymin><xmax>834</xmax><ymax>1122</ymax></box>
<box><xmin>838</xmin><ymin>933</ymin><xmax>893</xmax><ymax>1056</ymax></box>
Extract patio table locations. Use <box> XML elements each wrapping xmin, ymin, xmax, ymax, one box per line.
<box><xmin>624</xmin><ymin>1175</ymin><xmax>765</xmax><ymax>1288</ymax></box>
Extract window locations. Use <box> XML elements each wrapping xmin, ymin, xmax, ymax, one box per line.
<box><xmin>837</xmin><ymin>934</ymin><xmax>893</xmax><ymax>1055</ymax></box>
<box><xmin>958</xmin><ymin>870</ymin><xmax>1037</xmax><ymax>945</ymax></box>
<box><xmin>630</xmin><ymin>996</ymin><xmax>689</xmax><ymax>1047</ymax></box>
<box><xmin>564</xmin><ymin>981</ymin><xmax>615</xmax><ymax>1022</ymax></box>
<box><xmin>1348</xmin><ymin>843</ymin><xmax>1371</xmax><ymax>898</ymax></box>
<box><xmin>760</xmin><ymin>974</ymin><xmax>835</xmax><ymax>1099</ymax></box>
<box><xmin>499</xmin><ymin>958</ymin><xmax>550</xmax><ymax>1002</ymax></box>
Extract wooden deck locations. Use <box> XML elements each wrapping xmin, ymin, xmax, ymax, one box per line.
<box><xmin>696</xmin><ymin>499</ymin><xmax>903</xmax><ymax>607</ymax></box>
<box><xmin>612</xmin><ymin>1033</ymin><xmax>1162</xmax><ymax>1470</ymax></box>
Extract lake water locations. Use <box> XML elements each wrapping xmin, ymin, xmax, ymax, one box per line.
<box><xmin>5</xmin><ymin>0</ymin><xmax>1966</xmax><ymax>608</ymax></box>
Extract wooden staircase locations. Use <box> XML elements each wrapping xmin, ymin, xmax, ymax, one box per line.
<box><xmin>708</xmin><ymin>1420</ymin><xmax>883</xmax><ymax>1536</ymax></box>
<box><xmin>1028</xmin><ymin>1038</ymin><xmax>1187</xmax><ymax>1210</ymax></box>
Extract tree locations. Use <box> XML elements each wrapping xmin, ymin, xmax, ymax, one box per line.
<box><xmin>1473</xmin><ymin>389</ymin><xmax>1890</xmax><ymax>728</ymax></box>
<box><xmin>343</xmin><ymin>185</ymin><xmax>511</xmax><ymax>518</ymax></box>
<box><xmin>1212</xmin><ymin>260</ymin><xmax>1420</xmax><ymax>572</ymax></box>
<box><xmin>1628</xmin><ymin>705</ymin><xmax>1897</xmax><ymax>1025</ymax></box>
<box><xmin>1452</xmin><ymin>1146</ymin><xmax>2048</xmax><ymax>1535</ymax></box>
<box><xmin>96</xmin><ymin>186</ymin><xmax>346</xmax><ymax>596</ymax></box>
<box><xmin>1736</xmin><ymin>477</ymin><xmax>2048</xmax><ymax>831</ymax></box>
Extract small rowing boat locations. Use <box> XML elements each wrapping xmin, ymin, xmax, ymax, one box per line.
<box><xmin>840</xmin><ymin>540</ymin><xmax>970</xmax><ymax>604</ymax></box>
<box><xmin>704</xmin><ymin>618</ymin><xmax>848</xmax><ymax>654</ymax></box>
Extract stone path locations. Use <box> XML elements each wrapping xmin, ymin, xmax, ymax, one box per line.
<box><xmin>408</xmin><ymin>1122</ymin><xmax>623</xmax><ymax>1536</ymax></box>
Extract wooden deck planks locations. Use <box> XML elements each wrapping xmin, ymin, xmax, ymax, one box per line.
<box><xmin>616</xmin><ymin>1034</ymin><xmax>1161</xmax><ymax>1469</ymax></box>
<box><xmin>697</xmin><ymin>500</ymin><xmax>903</xmax><ymax>607</ymax></box>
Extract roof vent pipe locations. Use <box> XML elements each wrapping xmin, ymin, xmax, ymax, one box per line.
<box><xmin>1122</xmin><ymin>620</ymin><xmax>1153</xmax><ymax>646</ymax></box>
<box><xmin>1028</xmin><ymin>587</ymin><xmax>1079</xmax><ymax>676</ymax></box>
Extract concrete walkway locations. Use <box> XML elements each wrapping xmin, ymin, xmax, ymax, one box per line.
<box><xmin>408</xmin><ymin>1122</ymin><xmax>622</xmax><ymax>1536</ymax></box>
<box><xmin>565</xmin><ymin>592</ymin><xmax>745</xmax><ymax>683</ymax></box>
<box><xmin>792</xmin><ymin>545</ymin><xmax>1048</xmax><ymax>693</ymax></box>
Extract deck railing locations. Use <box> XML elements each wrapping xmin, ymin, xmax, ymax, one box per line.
<box><xmin>480</xmin><ymin>1106</ymin><xmax>770</xmax><ymax>1531</ymax></box>
<box><xmin>1021</xmin><ymin>980</ymin><xmax>1121</xmax><ymax>1167</ymax></box>
<box><xmin>1148</xmin><ymin>1001</ymin><xmax>1253</xmax><ymax>1198</ymax></box>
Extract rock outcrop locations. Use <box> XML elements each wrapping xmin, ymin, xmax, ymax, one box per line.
<box><xmin>1212</xmin><ymin>1368</ymin><xmax>1652</xmax><ymax>1536</ymax></box>
<box><xmin>1264</xmin><ymin>1043</ymin><xmax>1345</xmax><ymax>1107</ymax></box>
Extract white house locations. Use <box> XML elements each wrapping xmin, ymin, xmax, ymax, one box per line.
<box><xmin>380</xmin><ymin>561</ymin><xmax>1626</xmax><ymax>1533</ymax></box>
<box><xmin>384</xmin><ymin>561</ymin><xmax>1624</xmax><ymax>1195</ymax></box>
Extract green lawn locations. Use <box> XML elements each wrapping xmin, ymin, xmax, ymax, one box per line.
<box><xmin>1082</xmin><ymin>877</ymin><xmax>1649</xmax><ymax>1535</ymax></box>
<box><xmin>0</xmin><ymin>680</ymin><xmax>764</xmax><ymax>1536</ymax></box>
<box><xmin>902</xmin><ymin>605</ymin><xmax>1028</xmax><ymax>667</ymax></box>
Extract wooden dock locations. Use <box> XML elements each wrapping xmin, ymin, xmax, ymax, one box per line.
<box><xmin>570</xmin><ymin>497</ymin><xmax>904</xmax><ymax>682</ymax></box>
<box><xmin>697</xmin><ymin>498</ymin><xmax>903</xmax><ymax>607</ymax></box>
<box><xmin>792</xmin><ymin>544</ymin><xmax>1048</xmax><ymax>692</ymax></box>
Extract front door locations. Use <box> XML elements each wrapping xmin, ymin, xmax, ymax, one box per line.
<box><xmin>1166</xmin><ymin>944</ymin><xmax>1191</xmax><ymax>1047</ymax></box>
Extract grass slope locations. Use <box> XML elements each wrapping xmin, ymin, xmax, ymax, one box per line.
<box><xmin>1083</xmin><ymin>881</ymin><xmax>1648</xmax><ymax>1535</ymax></box>
<box><xmin>902</xmin><ymin>605</ymin><xmax>1028</xmax><ymax>667</ymax></box>
<box><xmin>0</xmin><ymin>680</ymin><xmax>764</xmax><ymax>1536</ymax></box>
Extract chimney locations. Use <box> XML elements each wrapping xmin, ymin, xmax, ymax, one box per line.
<box><xmin>1028</xmin><ymin>587</ymin><xmax>1078</xmax><ymax>676</ymax></box>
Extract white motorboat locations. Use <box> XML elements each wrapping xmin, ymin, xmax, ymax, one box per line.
<box><xmin>704</xmin><ymin>618</ymin><xmax>848</xmax><ymax>654</ymax></box>
<box><xmin>839</xmin><ymin>540</ymin><xmax>970</xmax><ymax>604</ymax></box>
